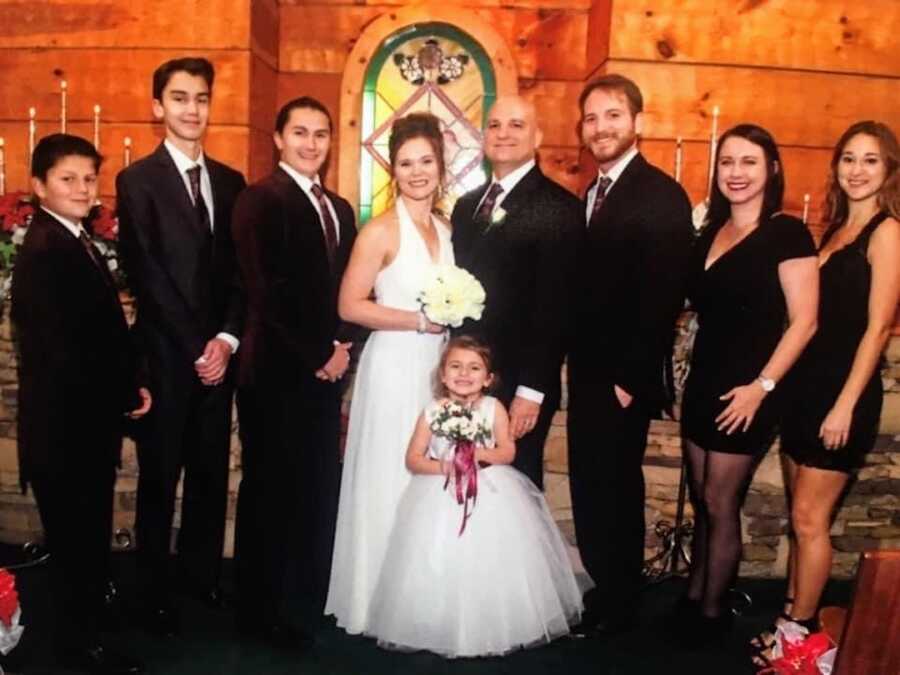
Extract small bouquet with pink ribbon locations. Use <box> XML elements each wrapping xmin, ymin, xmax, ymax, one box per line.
<box><xmin>0</xmin><ymin>568</ymin><xmax>24</xmax><ymax>655</ymax></box>
<box><xmin>429</xmin><ymin>400</ymin><xmax>492</xmax><ymax>535</ymax></box>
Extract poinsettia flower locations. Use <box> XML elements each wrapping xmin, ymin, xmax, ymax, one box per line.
<box><xmin>0</xmin><ymin>569</ymin><xmax>19</xmax><ymax>628</ymax></box>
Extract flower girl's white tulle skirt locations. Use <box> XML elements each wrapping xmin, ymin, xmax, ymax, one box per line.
<box><xmin>366</xmin><ymin>465</ymin><xmax>586</xmax><ymax>658</ymax></box>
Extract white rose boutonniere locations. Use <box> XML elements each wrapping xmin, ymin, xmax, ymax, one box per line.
<box><xmin>484</xmin><ymin>206</ymin><xmax>507</xmax><ymax>234</ymax></box>
<box><xmin>692</xmin><ymin>198</ymin><xmax>710</xmax><ymax>232</ymax></box>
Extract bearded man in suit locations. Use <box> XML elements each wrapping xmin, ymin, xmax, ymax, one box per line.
<box><xmin>568</xmin><ymin>74</ymin><xmax>694</xmax><ymax>635</ymax></box>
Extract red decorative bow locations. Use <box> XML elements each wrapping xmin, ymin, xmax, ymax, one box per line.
<box><xmin>758</xmin><ymin>632</ymin><xmax>834</xmax><ymax>674</ymax></box>
<box><xmin>444</xmin><ymin>439</ymin><xmax>478</xmax><ymax>535</ymax></box>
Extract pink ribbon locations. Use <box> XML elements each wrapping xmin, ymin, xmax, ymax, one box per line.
<box><xmin>444</xmin><ymin>439</ymin><xmax>478</xmax><ymax>535</ymax></box>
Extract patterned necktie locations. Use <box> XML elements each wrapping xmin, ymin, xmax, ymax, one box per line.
<box><xmin>588</xmin><ymin>176</ymin><xmax>613</xmax><ymax>227</ymax></box>
<box><xmin>475</xmin><ymin>182</ymin><xmax>504</xmax><ymax>222</ymax></box>
<box><xmin>310</xmin><ymin>183</ymin><xmax>338</xmax><ymax>264</ymax></box>
<box><xmin>78</xmin><ymin>230</ymin><xmax>110</xmax><ymax>284</ymax></box>
<box><xmin>186</xmin><ymin>165</ymin><xmax>211</xmax><ymax>232</ymax></box>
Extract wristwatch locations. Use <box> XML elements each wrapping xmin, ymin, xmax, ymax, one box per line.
<box><xmin>757</xmin><ymin>376</ymin><xmax>776</xmax><ymax>393</ymax></box>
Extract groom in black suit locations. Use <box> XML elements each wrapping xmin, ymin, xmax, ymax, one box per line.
<box><xmin>231</xmin><ymin>97</ymin><xmax>357</xmax><ymax>647</ymax></box>
<box><xmin>452</xmin><ymin>95</ymin><xmax>582</xmax><ymax>490</ymax></box>
<box><xmin>116</xmin><ymin>57</ymin><xmax>246</xmax><ymax>633</ymax></box>
<box><xmin>568</xmin><ymin>75</ymin><xmax>694</xmax><ymax>633</ymax></box>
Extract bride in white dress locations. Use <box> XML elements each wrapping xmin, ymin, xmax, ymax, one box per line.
<box><xmin>325</xmin><ymin>113</ymin><xmax>452</xmax><ymax>634</ymax></box>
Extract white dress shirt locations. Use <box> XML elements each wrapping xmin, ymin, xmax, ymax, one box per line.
<box><xmin>475</xmin><ymin>158</ymin><xmax>545</xmax><ymax>405</ymax></box>
<box><xmin>584</xmin><ymin>145</ymin><xmax>639</xmax><ymax>222</ymax></box>
<box><xmin>41</xmin><ymin>206</ymin><xmax>87</xmax><ymax>240</ymax></box>
<box><xmin>278</xmin><ymin>161</ymin><xmax>341</xmax><ymax>246</ymax></box>
<box><xmin>163</xmin><ymin>139</ymin><xmax>239</xmax><ymax>354</ymax></box>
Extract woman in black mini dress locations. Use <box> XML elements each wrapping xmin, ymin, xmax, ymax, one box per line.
<box><xmin>758</xmin><ymin>121</ymin><xmax>900</xmax><ymax>656</ymax></box>
<box><xmin>679</xmin><ymin>125</ymin><xmax>819</xmax><ymax>638</ymax></box>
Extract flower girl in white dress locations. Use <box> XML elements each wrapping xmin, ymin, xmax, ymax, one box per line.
<box><xmin>366</xmin><ymin>336</ymin><xmax>585</xmax><ymax>658</ymax></box>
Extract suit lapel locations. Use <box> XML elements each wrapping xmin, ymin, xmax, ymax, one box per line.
<box><xmin>39</xmin><ymin>210</ymin><xmax>118</xmax><ymax>300</ymax></box>
<box><xmin>589</xmin><ymin>153</ymin><xmax>646</xmax><ymax>228</ymax></box>
<box><xmin>275</xmin><ymin>168</ymin><xmax>334</xmax><ymax>272</ymax></box>
<box><xmin>152</xmin><ymin>143</ymin><xmax>210</xmax><ymax>239</ymax></box>
<box><xmin>495</xmin><ymin>165</ymin><xmax>542</xmax><ymax>218</ymax></box>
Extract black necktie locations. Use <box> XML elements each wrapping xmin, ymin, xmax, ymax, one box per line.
<box><xmin>588</xmin><ymin>176</ymin><xmax>613</xmax><ymax>227</ymax></box>
<box><xmin>475</xmin><ymin>183</ymin><xmax>504</xmax><ymax>222</ymax></box>
<box><xmin>310</xmin><ymin>183</ymin><xmax>338</xmax><ymax>264</ymax></box>
<box><xmin>186</xmin><ymin>165</ymin><xmax>211</xmax><ymax>232</ymax></box>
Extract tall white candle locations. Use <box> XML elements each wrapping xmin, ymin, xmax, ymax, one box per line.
<box><xmin>60</xmin><ymin>80</ymin><xmax>68</xmax><ymax>133</ymax></box>
<box><xmin>802</xmin><ymin>193</ymin><xmax>811</xmax><ymax>225</ymax></box>
<box><xmin>124</xmin><ymin>136</ymin><xmax>132</xmax><ymax>167</ymax></box>
<box><xmin>706</xmin><ymin>105</ymin><xmax>720</xmax><ymax>199</ymax></box>
<box><xmin>29</xmin><ymin>107</ymin><xmax>37</xmax><ymax>159</ymax></box>
<box><xmin>93</xmin><ymin>104</ymin><xmax>101</xmax><ymax>149</ymax></box>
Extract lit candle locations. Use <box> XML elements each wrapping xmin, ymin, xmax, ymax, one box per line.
<box><xmin>93</xmin><ymin>104</ymin><xmax>101</xmax><ymax>149</ymax></box>
<box><xmin>706</xmin><ymin>105</ymin><xmax>720</xmax><ymax>199</ymax></box>
<box><xmin>674</xmin><ymin>136</ymin><xmax>683</xmax><ymax>184</ymax></box>
<box><xmin>802</xmin><ymin>193</ymin><xmax>811</xmax><ymax>225</ymax></box>
<box><xmin>29</xmin><ymin>107</ymin><xmax>36</xmax><ymax>158</ymax></box>
<box><xmin>124</xmin><ymin>136</ymin><xmax>132</xmax><ymax>167</ymax></box>
<box><xmin>0</xmin><ymin>137</ymin><xmax>5</xmax><ymax>196</ymax></box>
<box><xmin>60</xmin><ymin>80</ymin><xmax>68</xmax><ymax>133</ymax></box>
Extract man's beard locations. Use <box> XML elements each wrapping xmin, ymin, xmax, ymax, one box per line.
<box><xmin>587</xmin><ymin>131</ymin><xmax>636</xmax><ymax>165</ymax></box>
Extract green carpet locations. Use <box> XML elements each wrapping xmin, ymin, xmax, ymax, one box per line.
<box><xmin>0</xmin><ymin>547</ymin><xmax>852</xmax><ymax>675</ymax></box>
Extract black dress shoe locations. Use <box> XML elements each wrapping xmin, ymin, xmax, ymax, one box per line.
<box><xmin>57</xmin><ymin>644</ymin><xmax>143</xmax><ymax>674</ymax></box>
<box><xmin>142</xmin><ymin>605</ymin><xmax>181</xmax><ymax>638</ymax></box>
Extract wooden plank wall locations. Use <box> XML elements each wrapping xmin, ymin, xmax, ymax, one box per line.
<box><xmin>278</xmin><ymin>0</ymin><xmax>900</xmax><ymax>232</ymax></box>
<box><xmin>0</xmin><ymin>0</ymin><xmax>268</xmax><ymax>195</ymax></box>
<box><xmin>600</xmin><ymin>0</ymin><xmax>900</xmax><ymax>233</ymax></box>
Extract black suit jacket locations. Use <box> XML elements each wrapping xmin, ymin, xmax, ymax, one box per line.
<box><xmin>571</xmin><ymin>153</ymin><xmax>694</xmax><ymax>415</ymax></box>
<box><xmin>231</xmin><ymin>168</ymin><xmax>357</xmax><ymax>388</ymax></box>
<box><xmin>452</xmin><ymin>165</ymin><xmax>583</xmax><ymax>399</ymax></box>
<box><xmin>116</xmin><ymin>143</ymin><xmax>246</xmax><ymax>369</ymax></box>
<box><xmin>12</xmin><ymin>209</ymin><xmax>140</xmax><ymax>486</ymax></box>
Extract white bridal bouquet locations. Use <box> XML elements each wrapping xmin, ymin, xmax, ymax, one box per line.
<box><xmin>418</xmin><ymin>264</ymin><xmax>486</xmax><ymax>328</ymax></box>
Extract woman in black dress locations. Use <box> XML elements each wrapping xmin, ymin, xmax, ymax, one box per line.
<box><xmin>679</xmin><ymin>125</ymin><xmax>819</xmax><ymax>638</ymax></box>
<box><xmin>754</xmin><ymin>121</ymin><xmax>900</xmax><ymax>660</ymax></box>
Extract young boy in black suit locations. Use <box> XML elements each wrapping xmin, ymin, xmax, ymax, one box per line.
<box><xmin>13</xmin><ymin>133</ymin><xmax>151</xmax><ymax>674</ymax></box>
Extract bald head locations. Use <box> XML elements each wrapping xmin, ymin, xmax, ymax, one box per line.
<box><xmin>484</xmin><ymin>95</ymin><xmax>543</xmax><ymax>179</ymax></box>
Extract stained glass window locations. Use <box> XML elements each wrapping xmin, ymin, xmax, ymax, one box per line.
<box><xmin>360</xmin><ymin>22</ymin><xmax>497</xmax><ymax>222</ymax></box>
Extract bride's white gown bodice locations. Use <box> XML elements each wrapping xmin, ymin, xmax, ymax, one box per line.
<box><xmin>325</xmin><ymin>197</ymin><xmax>453</xmax><ymax>634</ymax></box>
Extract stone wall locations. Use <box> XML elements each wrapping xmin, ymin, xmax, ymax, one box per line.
<box><xmin>544</xmin><ymin>317</ymin><xmax>900</xmax><ymax>579</ymax></box>
<box><xmin>1</xmin><ymin>304</ymin><xmax>898</xmax><ymax>578</ymax></box>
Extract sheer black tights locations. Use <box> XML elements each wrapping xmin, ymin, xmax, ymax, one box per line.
<box><xmin>684</xmin><ymin>440</ymin><xmax>758</xmax><ymax>617</ymax></box>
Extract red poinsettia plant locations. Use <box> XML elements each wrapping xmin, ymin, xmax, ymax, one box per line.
<box><xmin>0</xmin><ymin>568</ymin><xmax>24</xmax><ymax>655</ymax></box>
<box><xmin>0</xmin><ymin>191</ymin><xmax>126</xmax><ymax>303</ymax></box>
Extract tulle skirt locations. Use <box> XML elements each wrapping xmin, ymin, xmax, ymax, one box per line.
<box><xmin>366</xmin><ymin>465</ymin><xmax>585</xmax><ymax>658</ymax></box>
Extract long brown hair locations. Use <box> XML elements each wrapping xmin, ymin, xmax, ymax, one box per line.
<box><xmin>824</xmin><ymin>121</ymin><xmax>900</xmax><ymax>232</ymax></box>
